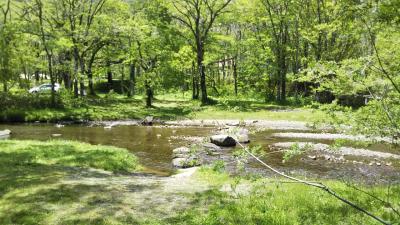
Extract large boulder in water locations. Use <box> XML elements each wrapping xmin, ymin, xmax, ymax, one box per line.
<box><xmin>210</xmin><ymin>135</ymin><xmax>236</xmax><ymax>147</ymax></box>
<box><xmin>0</xmin><ymin>129</ymin><xmax>11</xmax><ymax>137</ymax></box>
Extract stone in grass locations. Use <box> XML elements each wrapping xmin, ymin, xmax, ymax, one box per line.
<box><xmin>210</xmin><ymin>135</ymin><xmax>236</xmax><ymax>147</ymax></box>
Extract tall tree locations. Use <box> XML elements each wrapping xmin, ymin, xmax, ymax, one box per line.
<box><xmin>170</xmin><ymin>0</ymin><xmax>232</xmax><ymax>104</ymax></box>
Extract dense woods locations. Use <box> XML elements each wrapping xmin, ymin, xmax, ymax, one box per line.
<box><xmin>1</xmin><ymin>0</ymin><xmax>399</xmax><ymax>138</ymax></box>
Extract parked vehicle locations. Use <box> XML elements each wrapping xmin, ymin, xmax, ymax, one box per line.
<box><xmin>29</xmin><ymin>83</ymin><xmax>61</xmax><ymax>93</ymax></box>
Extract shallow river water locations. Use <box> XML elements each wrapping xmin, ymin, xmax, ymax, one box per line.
<box><xmin>1</xmin><ymin>124</ymin><xmax>399</xmax><ymax>183</ymax></box>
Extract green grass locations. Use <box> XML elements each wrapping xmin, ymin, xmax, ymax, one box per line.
<box><xmin>0</xmin><ymin>140</ymin><xmax>140</xmax><ymax>225</ymax></box>
<box><xmin>0</xmin><ymin>140</ymin><xmax>398</xmax><ymax>224</ymax></box>
<box><xmin>0</xmin><ymin>140</ymin><xmax>139</xmax><ymax>172</ymax></box>
<box><xmin>0</xmin><ymin>93</ymin><xmax>326</xmax><ymax>122</ymax></box>
<box><xmin>161</xmin><ymin>168</ymin><xmax>400</xmax><ymax>225</ymax></box>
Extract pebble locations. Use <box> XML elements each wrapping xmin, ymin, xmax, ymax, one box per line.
<box><xmin>308</xmin><ymin>155</ymin><xmax>317</xmax><ymax>160</ymax></box>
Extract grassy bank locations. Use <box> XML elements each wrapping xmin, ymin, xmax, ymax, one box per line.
<box><xmin>165</xmin><ymin>168</ymin><xmax>400</xmax><ymax>225</ymax></box>
<box><xmin>0</xmin><ymin>93</ymin><xmax>325</xmax><ymax>123</ymax></box>
<box><xmin>0</xmin><ymin>140</ymin><xmax>139</xmax><ymax>224</ymax></box>
<box><xmin>0</xmin><ymin>140</ymin><xmax>398</xmax><ymax>224</ymax></box>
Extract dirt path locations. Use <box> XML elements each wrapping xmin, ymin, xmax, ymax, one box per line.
<box><xmin>45</xmin><ymin>167</ymin><xmax>210</xmax><ymax>223</ymax></box>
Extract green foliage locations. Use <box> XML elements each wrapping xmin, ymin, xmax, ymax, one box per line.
<box><xmin>169</xmin><ymin>180</ymin><xmax>400</xmax><ymax>225</ymax></box>
<box><xmin>283</xmin><ymin>143</ymin><xmax>313</xmax><ymax>162</ymax></box>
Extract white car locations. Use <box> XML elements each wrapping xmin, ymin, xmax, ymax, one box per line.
<box><xmin>29</xmin><ymin>83</ymin><xmax>61</xmax><ymax>93</ymax></box>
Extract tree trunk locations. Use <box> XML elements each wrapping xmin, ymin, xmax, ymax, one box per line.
<box><xmin>197</xmin><ymin>43</ymin><xmax>207</xmax><ymax>104</ymax></box>
<box><xmin>63</xmin><ymin>72</ymin><xmax>71</xmax><ymax>89</ymax></box>
<box><xmin>35</xmin><ymin>70</ymin><xmax>40</xmax><ymax>83</ymax></box>
<box><xmin>106</xmin><ymin>61</ymin><xmax>113</xmax><ymax>91</ymax></box>
<box><xmin>192</xmin><ymin>61</ymin><xmax>197</xmax><ymax>99</ymax></box>
<box><xmin>3</xmin><ymin>82</ymin><xmax>7</xmax><ymax>92</ymax></box>
<box><xmin>88</xmin><ymin>69</ymin><xmax>95</xmax><ymax>96</ymax></box>
<box><xmin>145</xmin><ymin>80</ymin><xmax>153</xmax><ymax>107</ymax></box>
<box><xmin>73</xmin><ymin>48</ymin><xmax>80</xmax><ymax>98</ymax></box>
<box><xmin>233</xmin><ymin>58</ymin><xmax>238</xmax><ymax>96</ymax></box>
<box><xmin>79</xmin><ymin>57</ymin><xmax>86</xmax><ymax>97</ymax></box>
<box><xmin>73</xmin><ymin>79</ymin><xmax>79</xmax><ymax>97</ymax></box>
<box><xmin>128</xmin><ymin>63</ymin><xmax>135</xmax><ymax>97</ymax></box>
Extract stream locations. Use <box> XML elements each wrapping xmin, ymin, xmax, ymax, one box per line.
<box><xmin>1</xmin><ymin>123</ymin><xmax>399</xmax><ymax>183</ymax></box>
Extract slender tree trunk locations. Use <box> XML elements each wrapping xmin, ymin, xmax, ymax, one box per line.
<box><xmin>79</xmin><ymin>57</ymin><xmax>86</xmax><ymax>97</ymax></box>
<box><xmin>222</xmin><ymin>60</ymin><xmax>226</xmax><ymax>84</ymax></box>
<box><xmin>35</xmin><ymin>70</ymin><xmax>40</xmax><ymax>83</ymax></box>
<box><xmin>120</xmin><ymin>65</ymin><xmax>125</xmax><ymax>94</ymax></box>
<box><xmin>73</xmin><ymin>48</ymin><xmax>80</xmax><ymax>97</ymax></box>
<box><xmin>106</xmin><ymin>60</ymin><xmax>113</xmax><ymax>91</ymax></box>
<box><xmin>145</xmin><ymin>80</ymin><xmax>153</xmax><ymax>107</ymax></box>
<box><xmin>88</xmin><ymin>69</ymin><xmax>95</xmax><ymax>96</ymax></box>
<box><xmin>128</xmin><ymin>63</ymin><xmax>135</xmax><ymax>97</ymax></box>
<box><xmin>197</xmin><ymin>43</ymin><xmax>207</xmax><ymax>104</ymax></box>
<box><xmin>192</xmin><ymin>61</ymin><xmax>197</xmax><ymax>99</ymax></box>
<box><xmin>233</xmin><ymin>58</ymin><xmax>238</xmax><ymax>96</ymax></box>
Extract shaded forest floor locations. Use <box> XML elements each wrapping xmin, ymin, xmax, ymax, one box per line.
<box><xmin>0</xmin><ymin>93</ymin><xmax>325</xmax><ymax>123</ymax></box>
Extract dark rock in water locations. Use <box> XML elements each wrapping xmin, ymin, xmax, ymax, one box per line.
<box><xmin>142</xmin><ymin>116</ymin><xmax>154</xmax><ymax>126</ymax></box>
<box><xmin>202</xmin><ymin>143</ymin><xmax>222</xmax><ymax>151</ymax></box>
<box><xmin>210</xmin><ymin>135</ymin><xmax>236</xmax><ymax>147</ymax></box>
<box><xmin>0</xmin><ymin>129</ymin><xmax>11</xmax><ymax>137</ymax></box>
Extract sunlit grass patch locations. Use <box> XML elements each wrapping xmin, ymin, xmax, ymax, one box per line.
<box><xmin>175</xmin><ymin>168</ymin><xmax>400</xmax><ymax>225</ymax></box>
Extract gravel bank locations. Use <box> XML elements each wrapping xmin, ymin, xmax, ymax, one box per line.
<box><xmin>272</xmin><ymin>142</ymin><xmax>400</xmax><ymax>159</ymax></box>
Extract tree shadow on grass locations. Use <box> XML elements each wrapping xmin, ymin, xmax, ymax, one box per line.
<box><xmin>0</xmin><ymin>155</ymin><xmax>162</xmax><ymax>224</ymax></box>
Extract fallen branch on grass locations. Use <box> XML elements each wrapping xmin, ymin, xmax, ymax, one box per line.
<box><xmin>235</xmin><ymin>141</ymin><xmax>392</xmax><ymax>225</ymax></box>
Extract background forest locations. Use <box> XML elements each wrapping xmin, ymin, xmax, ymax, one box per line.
<box><xmin>1</xmin><ymin>0</ymin><xmax>399</xmax><ymax>140</ymax></box>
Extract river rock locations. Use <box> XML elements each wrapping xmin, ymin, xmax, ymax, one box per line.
<box><xmin>0</xmin><ymin>129</ymin><xmax>11</xmax><ymax>136</ymax></box>
<box><xmin>142</xmin><ymin>116</ymin><xmax>154</xmax><ymax>126</ymax></box>
<box><xmin>237</xmin><ymin>134</ymin><xmax>250</xmax><ymax>143</ymax></box>
<box><xmin>202</xmin><ymin>143</ymin><xmax>222</xmax><ymax>151</ymax></box>
<box><xmin>173</xmin><ymin>147</ymin><xmax>191</xmax><ymax>155</ymax></box>
<box><xmin>172</xmin><ymin>156</ymin><xmax>200</xmax><ymax>168</ymax></box>
<box><xmin>229</xmin><ymin>128</ymin><xmax>250</xmax><ymax>143</ymax></box>
<box><xmin>210</xmin><ymin>135</ymin><xmax>236</xmax><ymax>147</ymax></box>
<box><xmin>52</xmin><ymin>134</ymin><xmax>62</xmax><ymax>137</ymax></box>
